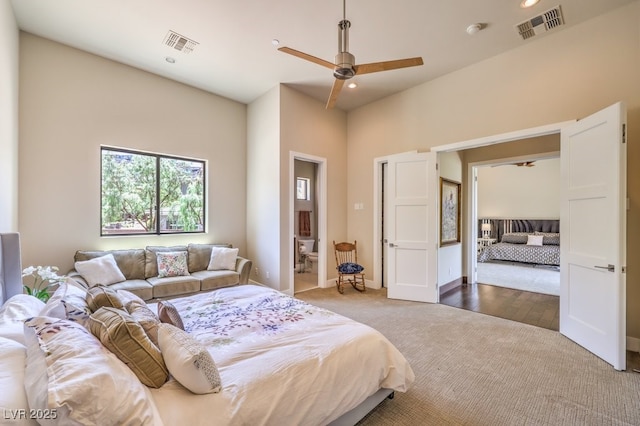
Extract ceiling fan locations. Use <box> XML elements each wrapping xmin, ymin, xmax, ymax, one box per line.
<box><xmin>278</xmin><ymin>0</ymin><xmax>424</xmax><ymax>109</ymax></box>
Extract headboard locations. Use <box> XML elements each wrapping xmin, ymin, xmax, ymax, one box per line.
<box><xmin>0</xmin><ymin>233</ymin><xmax>23</xmax><ymax>304</ymax></box>
<box><xmin>478</xmin><ymin>219</ymin><xmax>560</xmax><ymax>242</ymax></box>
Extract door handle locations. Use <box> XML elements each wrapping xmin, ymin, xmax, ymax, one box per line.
<box><xmin>389</xmin><ymin>243</ymin><xmax>395</xmax><ymax>248</ymax></box>
<box><xmin>594</xmin><ymin>264</ymin><xmax>615</xmax><ymax>272</ymax></box>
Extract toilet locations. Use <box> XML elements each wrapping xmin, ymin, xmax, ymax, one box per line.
<box><xmin>297</xmin><ymin>239</ymin><xmax>318</xmax><ymax>273</ymax></box>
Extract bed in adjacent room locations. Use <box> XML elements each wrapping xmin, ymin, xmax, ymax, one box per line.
<box><xmin>0</xmin><ymin>233</ymin><xmax>414</xmax><ymax>426</ymax></box>
<box><xmin>477</xmin><ymin>219</ymin><xmax>560</xmax><ymax>267</ymax></box>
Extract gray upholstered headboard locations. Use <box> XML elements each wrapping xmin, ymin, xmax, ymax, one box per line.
<box><xmin>478</xmin><ymin>219</ymin><xmax>560</xmax><ymax>242</ymax></box>
<box><xmin>0</xmin><ymin>233</ymin><xmax>23</xmax><ymax>304</ymax></box>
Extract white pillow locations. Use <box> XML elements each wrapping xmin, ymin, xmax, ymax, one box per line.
<box><xmin>23</xmin><ymin>316</ymin><xmax>161</xmax><ymax>426</ymax></box>
<box><xmin>0</xmin><ymin>294</ymin><xmax>46</xmax><ymax>345</ymax></box>
<box><xmin>526</xmin><ymin>234</ymin><xmax>544</xmax><ymax>246</ymax></box>
<box><xmin>157</xmin><ymin>323</ymin><xmax>221</xmax><ymax>394</ymax></box>
<box><xmin>207</xmin><ymin>247</ymin><xmax>239</xmax><ymax>271</ymax></box>
<box><xmin>74</xmin><ymin>253</ymin><xmax>126</xmax><ymax>287</ymax></box>
<box><xmin>0</xmin><ymin>337</ymin><xmax>38</xmax><ymax>426</ymax></box>
<box><xmin>39</xmin><ymin>280</ymin><xmax>91</xmax><ymax>328</ymax></box>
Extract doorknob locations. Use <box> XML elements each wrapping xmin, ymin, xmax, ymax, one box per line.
<box><xmin>389</xmin><ymin>243</ymin><xmax>395</xmax><ymax>248</ymax></box>
<box><xmin>594</xmin><ymin>264</ymin><xmax>615</xmax><ymax>272</ymax></box>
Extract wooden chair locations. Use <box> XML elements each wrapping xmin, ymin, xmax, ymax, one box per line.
<box><xmin>333</xmin><ymin>240</ymin><xmax>365</xmax><ymax>294</ymax></box>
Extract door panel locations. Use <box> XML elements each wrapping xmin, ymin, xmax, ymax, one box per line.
<box><xmin>560</xmin><ymin>102</ymin><xmax>626</xmax><ymax>370</ymax></box>
<box><xmin>387</xmin><ymin>152</ymin><xmax>438</xmax><ymax>303</ymax></box>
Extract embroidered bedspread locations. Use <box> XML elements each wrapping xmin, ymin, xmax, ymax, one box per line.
<box><xmin>148</xmin><ymin>285</ymin><xmax>414</xmax><ymax>426</ymax></box>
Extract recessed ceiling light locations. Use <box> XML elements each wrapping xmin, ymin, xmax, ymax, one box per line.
<box><xmin>272</xmin><ymin>39</ymin><xmax>280</xmax><ymax>46</ymax></box>
<box><xmin>165</xmin><ymin>56</ymin><xmax>176</xmax><ymax>64</ymax></box>
<box><xmin>347</xmin><ymin>82</ymin><xmax>357</xmax><ymax>89</ymax></box>
<box><xmin>520</xmin><ymin>0</ymin><xmax>539</xmax><ymax>8</ymax></box>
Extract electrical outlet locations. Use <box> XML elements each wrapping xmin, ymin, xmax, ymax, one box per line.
<box><xmin>255</xmin><ymin>267</ymin><xmax>259</xmax><ymax>275</ymax></box>
<box><xmin>266</xmin><ymin>271</ymin><xmax>270</xmax><ymax>279</ymax></box>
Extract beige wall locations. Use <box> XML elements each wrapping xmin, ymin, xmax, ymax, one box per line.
<box><xmin>0</xmin><ymin>3</ymin><xmax>19</xmax><ymax>232</ymax></box>
<box><xmin>347</xmin><ymin>3</ymin><xmax>640</xmax><ymax>337</ymax></box>
<box><xmin>19</xmin><ymin>34</ymin><xmax>247</xmax><ymax>274</ymax></box>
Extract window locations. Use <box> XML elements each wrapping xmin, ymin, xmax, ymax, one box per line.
<box><xmin>101</xmin><ymin>147</ymin><xmax>205</xmax><ymax>236</ymax></box>
<box><xmin>296</xmin><ymin>177</ymin><xmax>310</xmax><ymax>200</ymax></box>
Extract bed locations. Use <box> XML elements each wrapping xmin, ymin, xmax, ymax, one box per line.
<box><xmin>0</xmin><ymin>233</ymin><xmax>414</xmax><ymax>426</ymax></box>
<box><xmin>477</xmin><ymin>219</ymin><xmax>560</xmax><ymax>266</ymax></box>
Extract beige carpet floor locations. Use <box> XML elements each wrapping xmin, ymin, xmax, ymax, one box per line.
<box><xmin>296</xmin><ymin>286</ymin><xmax>640</xmax><ymax>426</ymax></box>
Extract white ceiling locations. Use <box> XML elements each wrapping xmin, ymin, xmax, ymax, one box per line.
<box><xmin>10</xmin><ymin>0</ymin><xmax>634</xmax><ymax>111</ymax></box>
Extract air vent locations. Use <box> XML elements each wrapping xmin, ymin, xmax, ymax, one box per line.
<box><xmin>163</xmin><ymin>31</ymin><xmax>199</xmax><ymax>54</ymax></box>
<box><xmin>516</xmin><ymin>5</ymin><xmax>564</xmax><ymax>40</ymax></box>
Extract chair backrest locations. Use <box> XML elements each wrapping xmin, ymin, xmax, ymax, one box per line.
<box><xmin>333</xmin><ymin>241</ymin><xmax>358</xmax><ymax>267</ymax></box>
<box><xmin>0</xmin><ymin>233</ymin><xmax>23</xmax><ymax>304</ymax></box>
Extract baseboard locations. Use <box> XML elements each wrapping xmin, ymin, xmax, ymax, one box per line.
<box><xmin>439</xmin><ymin>277</ymin><xmax>463</xmax><ymax>295</ymax></box>
<box><xmin>627</xmin><ymin>336</ymin><xmax>640</xmax><ymax>353</ymax></box>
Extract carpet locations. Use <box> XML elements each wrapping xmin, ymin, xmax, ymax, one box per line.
<box><xmin>477</xmin><ymin>260</ymin><xmax>560</xmax><ymax>296</ymax></box>
<box><xmin>297</xmin><ymin>286</ymin><xmax>640</xmax><ymax>426</ymax></box>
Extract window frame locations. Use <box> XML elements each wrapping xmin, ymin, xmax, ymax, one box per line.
<box><xmin>100</xmin><ymin>146</ymin><xmax>206</xmax><ymax>236</ymax></box>
<box><xmin>296</xmin><ymin>177</ymin><xmax>311</xmax><ymax>201</ymax></box>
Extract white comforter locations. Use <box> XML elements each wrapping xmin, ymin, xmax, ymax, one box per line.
<box><xmin>148</xmin><ymin>285</ymin><xmax>414</xmax><ymax>425</ymax></box>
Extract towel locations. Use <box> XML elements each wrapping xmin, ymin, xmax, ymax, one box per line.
<box><xmin>299</xmin><ymin>211</ymin><xmax>311</xmax><ymax>237</ymax></box>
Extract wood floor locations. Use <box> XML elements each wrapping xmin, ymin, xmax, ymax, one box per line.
<box><xmin>440</xmin><ymin>283</ymin><xmax>560</xmax><ymax>331</ymax></box>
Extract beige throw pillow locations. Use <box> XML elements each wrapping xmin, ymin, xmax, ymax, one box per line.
<box><xmin>158</xmin><ymin>300</ymin><xmax>185</xmax><ymax>330</ymax></box>
<box><xmin>86</xmin><ymin>285</ymin><xmax>125</xmax><ymax>312</ymax></box>
<box><xmin>158</xmin><ymin>323</ymin><xmax>222</xmax><ymax>394</ymax></box>
<box><xmin>89</xmin><ymin>307</ymin><xmax>168</xmax><ymax>388</ymax></box>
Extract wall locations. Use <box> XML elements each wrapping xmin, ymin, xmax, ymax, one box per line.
<box><xmin>0</xmin><ymin>3</ymin><xmax>19</xmax><ymax>232</ymax></box>
<box><xmin>18</xmin><ymin>34</ymin><xmax>247</xmax><ymax>273</ymax></box>
<box><xmin>477</xmin><ymin>157</ymin><xmax>560</xmax><ymax>219</ymax></box>
<box><xmin>347</xmin><ymin>3</ymin><xmax>640</xmax><ymax>337</ymax></box>
<box><xmin>438</xmin><ymin>151</ymin><xmax>463</xmax><ymax>288</ymax></box>
<box><xmin>246</xmin><ymin>86</ymin><xmax>281</xmax><ymax>289</ymax></box>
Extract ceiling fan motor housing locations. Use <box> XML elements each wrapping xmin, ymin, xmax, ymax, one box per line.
<box><xmin>334</xmin><ymin>52</ymin><xmax>356</xmax><ymax>79</ymax></box>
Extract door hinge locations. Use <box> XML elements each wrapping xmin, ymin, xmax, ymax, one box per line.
<box><xmin>622</xmin><ymin>266</ymin><xmax>627</xmax><ymax>273</ymax></box>
<box><xmin>622</xmin><ymin>123</ymin><xmax>626</xmax><ymax>144</ymax></box>
<box><xmin>436</xmin><ymin>163</ymin><xmax>439</xmax><ymax>170</ymax></box>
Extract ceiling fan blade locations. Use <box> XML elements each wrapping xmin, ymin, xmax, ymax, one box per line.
<box><xmin>278</xmin><ymin>47</ymin><xmax>335</xmax><ymax>70</ymax></box>
<box><xmin>354</xmin><ymin>57</ymin><xmax>424</xmax><ymax>75</ymax></box>
<box><xmin>326</xmin><ymin>78</ymin><xmax>345</xmax><ymax>109</ymax></box>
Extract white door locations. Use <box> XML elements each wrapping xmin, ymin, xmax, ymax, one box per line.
<box><xmin>560</xmin><ymin>102</ymin><xmax>627</xmax><ymax>370</ymax></box>
<box><xmin>386</xmin><ymin>152</ymin><xmax>438</xmax><ymax>303</ymax></box>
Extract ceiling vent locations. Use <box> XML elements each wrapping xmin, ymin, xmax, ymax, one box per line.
<box><xmin>516</xmin><ymin>5</ymin><xmax>564</xmax><ymax>40</ymax></box>
<box><xmin>163</xmin><ymin>31</ymin><xmax>199</xmax><ymax>54</ymax></box>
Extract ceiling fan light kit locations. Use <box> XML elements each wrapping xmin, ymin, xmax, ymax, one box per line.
<box><xmin>278</xmin><ymin>0</ymin><xmax>423</xmax><ymax>109</ymax></box>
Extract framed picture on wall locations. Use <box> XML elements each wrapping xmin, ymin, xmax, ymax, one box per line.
<box><xmin>440</xmin><ymin>178</ymin><xmax>461</xmax><ymax>246</ymax></box>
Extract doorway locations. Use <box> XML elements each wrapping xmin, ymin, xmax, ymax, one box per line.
<box><xmin>289</xmin><ymin>152</ymin><xmax>327</xmax><ymax>295</ymax></box>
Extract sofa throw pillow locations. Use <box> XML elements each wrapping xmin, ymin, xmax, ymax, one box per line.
<box><xmin>89</xmin><ymin>307</ymin><xmax>168</xmax><ymax>388</ymax></box>
<box><xmin>156</xmin><ymin>251</ymin><xmax>189</xmax><ymax>278</ymax></box>
<box><xmin>74</xmin><ymin>253</ymin><xmax>126</xmax><ymax>287</ymax></box>
<box><xmin>526</xmin><ymin>234</ymin><xmax>544</xmax><ymax>246</ymax></box>
<box><xmin>158</xmin><ymin>300</ymin><xmax>185</xmax><ymax>330</ymax></box>
<box><xmin>86</xmin><ymin>285</ymin><xmax>125</xmax><ymax>312</ymax></box>
<box><xmin>338</xmin><ymin>262</ymin><xmax>365</xmax><ymax>274</ymax></box>
<box><xmin>207</xmin><ymin>247</ymin><xmax>239</xmax><ymax>271</ymax></box>
<box><xmin>23</xmin><ymin>316</ymin><xmax>160</xmax><ymax>425</ymax></box>
<box><xmin>158</xmin><ymin>323</ymin><xmax>222</xmax><ymax>394</ymax></box>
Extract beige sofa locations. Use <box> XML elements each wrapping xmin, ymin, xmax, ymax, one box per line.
<box><xmin>69</xmin><ymin>244</ymin><xmax>252</xmax><ymax>301</ymax></box>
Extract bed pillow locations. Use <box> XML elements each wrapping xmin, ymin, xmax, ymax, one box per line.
<box><xmin>39</xmin><ymin>279</ymin><xmax>92</xmax><ymax>328</ymax></box>
<box><xmin>86</xmin><ymin>284</ymin><xmax>125</xmax><ymax>312</ymax></box>
<box><xmin>126</xmin><ymin>300</ymin><xmax>161</xmax><ymax>347</ymax></box>
<box><xmin>74</xmin><ymin>253</ymin><xmax>126</xmax><ymax>287</ymax></box>
<box><xmin>156</xmin><ymin>251</ymin><xmax>189</xmax><ymax>278</ymax></box>
<box><xmin>0</xmin><ymin>294</ymin><xmax>46</xmax><ymax>345</ymax></box>
<box><xmin>526</xmin><ymin>234</ymin><xmax>544</xmax><ymax>246</ymax></box>
<box><xmin>207</xmin><ymin>246</ymin><xmax>239</xmax><ymax>271</ymax></box>
<box><xmin>158</xmin><ymin>300</ymin><xmax>185</xmax><ymax>330</ymax></box>
<box><xmin>23</xmin><ymin>316</ymin><xmax>160</xmax><ymax>425</ymax></box>
<box><xmin>117</xmin><ymin>289</ymin><xmax>147</xmax><ymax>306</ymax></box>
<box><xmin>89</xmin><ymin>307</ymin><xmax>168</xmax><ymax>388</ymax></box>
<box><xmin>535</xmin><ymin>231</ymin><xmax>561</xmax><ymax>245</ymax></box>
<box><xmin>0</xmin><ymin>337</ymin><xmax>37</xmax><ymax>426</ymax></box>
<box><xmin>501</xmin><ymin>233</ymin><xmax>530</xmax><ymax>244</ymax></box>
<box><xmin>157</xmin><ymin>323</ymin><xmax>221</xmax><ymax>394</ymax></box>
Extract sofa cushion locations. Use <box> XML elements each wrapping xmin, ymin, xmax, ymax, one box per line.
<box><xmin>147</xmin><ymin>275</ymin><xmax>200</xmax><ymax>299</ymax></box>
<box><xmin>109</xmin><ymin>280</ymin><xmax>154</xmax><ymax>302</ymax></box>
<box><xmin>191</xmin><ymin>270</ymin><xmax>240</xmax><ymax>291</ymax></box>
<box><xmin>145</xmin><ymin>246</ymin><xmax>188</xmax><ymax>278</ymax></box>
<box><xmin>75</xmin><ymin>249</ymin><xmax>146</xmax><ymax>280</ymax></box>
<box><xmin>187</xmin><ymin>243</ymin><xmax>232</xmax><ymax>273</ymax></box>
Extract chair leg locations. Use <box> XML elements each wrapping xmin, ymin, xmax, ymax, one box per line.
<box><xmin>336</xmin><ymin>276</ymin><xmax>344</xmax><ymax>294</ymax></box>
<box><xmin>349</xmin><ymin>274</ymin><xmax>366</xmax><ymax>292</ymax></box>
